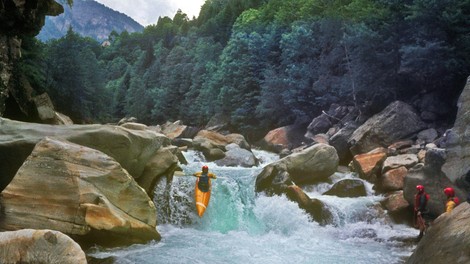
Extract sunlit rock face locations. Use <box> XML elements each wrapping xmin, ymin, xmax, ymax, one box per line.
<box><xmin>0</xmin><ymin>117</ymin><xmax>176</xmax><ymax>197</ymax></box>
<box><xmin>406</xmin><ymin>203</ymin><xmax>470</xmax><ymax>264</ymax></box>
<box><xmin>254</xmin><ymin>143</ymin><xmax>339</xmax><ymax>225</ymax></box>
<box><xmin>255</xmin><ymin>143</ymin><xmax>339</xmax><ymax>193</ymax></box>
<box><xmin>0</xmin><ymin>137</ymin><xmax>160</xmax><ymax>247</ymax></box>
<box><xmin>0</xmin><ymin>229</ymin><xmax>87</xmax><ymax>264</ymax></box>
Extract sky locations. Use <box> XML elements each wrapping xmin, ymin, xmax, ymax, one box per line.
<box><xmin>94</xmin><ymin>0</ymin><xmax>206</xmax><ymax>26</ymax></box>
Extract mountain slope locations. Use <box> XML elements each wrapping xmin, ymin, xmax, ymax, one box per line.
<box><xmin>37</xmin><ymin>0</ymin><xmax>143</xmax><ymax>42</ymax></box>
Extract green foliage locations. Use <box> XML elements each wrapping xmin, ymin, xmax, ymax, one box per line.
<box><xmin>17</xmin><ymin>37</ymin><xmax>47</xmax><ymax>95</ymax></box>
<box><xmin>29</xmin><ymin>0</ymin><xmax>470</xmax><ymax>136</ymax></box>
<box><xmin>44</xmin><ymin>28</ymin><xmax>110</xmax><ymax>122</ymax></box>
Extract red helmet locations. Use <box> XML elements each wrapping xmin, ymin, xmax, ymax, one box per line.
<box><xmin>444</xmin><ymin>187</ymin><xmax>455</xmax><ymax>197</ymax></box>
<box><xmin>202</xmin><ymin>165</ymin><xmax>209</xmax><ymax>172</ymax></box>
<box><xmin>416</xmin><ymin>185</ymin><xmax>424</xmax><ymax>192</ymax></box>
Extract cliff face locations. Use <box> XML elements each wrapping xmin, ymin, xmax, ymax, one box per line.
<box><xmin>0</xmin><ymin>0</ymin><xmax>63</xmax><ymax>118</ymax></box>
<box><xmin>442</xmin><ymin>77</ymin><xmax>470</xmax><ymax>183</ymax></box>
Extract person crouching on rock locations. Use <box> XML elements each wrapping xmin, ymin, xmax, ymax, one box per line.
<box><xmin>414</xmin><ymin>185</ymin><xmax>430</xmax><ymax>241</ymax></box>
<box><xmin>444</xmin><ymin>187</ymin><xmax>459</xmax><ymax>213</ymax></box>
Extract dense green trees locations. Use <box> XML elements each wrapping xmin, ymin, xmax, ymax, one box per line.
<box><xmin>25</xmin><ymin>0</ymin><xmax>470</xmax><ymax>138</ymax></box>
<box><xmin>42</xmin><ymin>28</ymin><xmax>111</xmax><ymax>122</ymax></box>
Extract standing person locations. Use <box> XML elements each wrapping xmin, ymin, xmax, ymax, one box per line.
<box><xmin>193</xmin><ymin>165</ymin><xmax>217</xmax><ymax>192</ymax></box>
<box><xmin>443</xmin><ymin>187</ymin><xmax>459</xmax><ymax>213</ymax></box>
<box><xmin>414</xmin><ymin>185</ymin><xmax>429</xmax><ymax>241</ymax></box>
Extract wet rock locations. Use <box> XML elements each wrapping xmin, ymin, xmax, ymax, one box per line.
<box><xmin>286</xmin><ymin>185</ymin><xmax>334</xmax><ymax>225</ymax></box>
<box><xmin>255</xmin><ymin>144</ymin><xmax>338</xmax><ymax>196</ymax></box>
<box><xmin>323</xmin><ymin>179</ymin><xmax>367</xmax><ymax>197</ymax></box>
<box><xmin>215</xmin><ymin>143</ymin><xmax>258</xmax><ymax>167</ymax></box>
<box><xmin>352</xmin><ymin>228</ymin><xmax>378</xmax><ymax>239</ymax></box>
<box><xmin>381</xmin><ymin>191</ymin><xmax>412</xmax><ymax>225</ymax></box>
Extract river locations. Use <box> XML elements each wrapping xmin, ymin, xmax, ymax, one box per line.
<box><xmin>88</xmin><ymin>150</ymin><xmax>417</xmax><ymax>263</ymax></box>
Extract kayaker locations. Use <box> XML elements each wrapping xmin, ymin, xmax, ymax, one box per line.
<box><xmin>193</xmin><ymin>165</ymin><xmax>217</xmax><ymax>192</ymax></box>
<box><xmin>443</xmin><ymin>187</ymin><xmax>459</xmax><ymax>213</ymax></box>
<box><xmin>414</xmin><ymin>185</ymin><xmax>429</xmax><ymax>241</ymax></box>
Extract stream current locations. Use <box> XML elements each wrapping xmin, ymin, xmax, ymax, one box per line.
<box><xmin>89</xmin><ymin>150</ymin><xmax>417</xmax><ymax>264</ymax></box>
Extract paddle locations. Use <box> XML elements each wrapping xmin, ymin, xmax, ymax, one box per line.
<box><xmin>173</xmin><ymin>171</ymin><xmax>233</xmax><ymax>180</ymax></box>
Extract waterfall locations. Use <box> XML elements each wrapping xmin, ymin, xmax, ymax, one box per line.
<box><xmin>89</xmin><ymin>150</ymin><xmax>417</xmax><ymax>264</ymax></box>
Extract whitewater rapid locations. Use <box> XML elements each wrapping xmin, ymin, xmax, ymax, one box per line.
<box><xmin>89</xmin><ymin>150</ymin><xmax>417</xmax><ymax>264</ymax></box>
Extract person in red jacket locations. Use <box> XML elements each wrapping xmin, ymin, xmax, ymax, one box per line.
<box><xmin>443</xmin><ymin>187</ymin><xmax>459</xmax><ymax>213</ymax></box>
<box><xmin>414</xmin><ymin>185</ymin><xmax>430</xmax><ymax>241</ymax></box>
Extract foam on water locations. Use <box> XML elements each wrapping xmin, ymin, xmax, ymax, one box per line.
<box><xmin>88</xmin><ymin>150</ymin><xmax>417</xmax><ymax>263</ymax></box>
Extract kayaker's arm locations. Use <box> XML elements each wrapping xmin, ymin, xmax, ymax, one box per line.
<box><xmin>192</xmin><ymin>171</ymin><xmax>216</xmax><ymax>179</ymax></box>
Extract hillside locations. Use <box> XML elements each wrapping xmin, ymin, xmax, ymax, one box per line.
<box><xmin>37</xmin><ymin>0</ymin><xmax>143</xmax><ymax>41</ymax></box>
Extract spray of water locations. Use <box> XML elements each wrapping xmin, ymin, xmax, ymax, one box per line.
<box><xmin>89</xmin><ymin>150</ymin><xmax>417</xmax><ymax>264</ymax></box>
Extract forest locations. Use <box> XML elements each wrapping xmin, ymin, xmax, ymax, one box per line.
<box><xmin>19</xmin><ymin>0</ymin><xmax>470</xmax><ymax>141</ymax></box>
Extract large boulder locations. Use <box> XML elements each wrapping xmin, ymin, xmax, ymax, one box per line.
<box><xmin>0</xmin><ymin>137</ymin><xmax>160</xmax><ymax>247</ymax></box>
<box><xmin>381</xmin><ymin>191</ymin><xmax>411</xmax><ymax>225</ymax></box>
<box><xmin>0</xmin><ymin>229</ymin><xmax>86</xmax><ymax>264</ymax></box>
<box><xmin>139</xmin><ymin>146</ymin><xmax>180</xmax><ymax>196</ymax></box>
<box><xmin>194</xmin><ymin>130</ymin><xmax>250</xmax><ymax>149</ymax></box>
<box><xmin>348</xmin><ymin>101</ymin><xmax>426</xmax><ymax>155</ymax></box>
<box><xmin>382</xmin><ymin>154</ymin><xmax>419</xmax><ymax>173</ymax></box>
<box><xmin>329</xmin><ymin>122</ymin><xmax>358</xmax><ymax>164</ymax></box>
<box><xmin>0</xmin><ymin>118</ymin><xmax>176</xmax><ymax>196</ymax></box>
<box><xmin>193</xmin><ymin>130</ymin><xmax>251</xmax><ymax>161</ymax></box>
<box><xmin>351</xmin><ymin>151</ymin><xmax>387</xmax><ymax>183</ymax></box>
<box><xmin>256</xmin><ymin>143</ymin><xmax>339</xmax><ymax>193</ymax></box>
<box><xmin>406</xmin><ymin>202</ymin><xmax>470</xmax><ymax>264</ymax></box>
<box><xmin>305</xmin><ymin>104</ymin><xmax>358</xmax><ymax>139</ymax></box>
<box><xmin>259</xmin><ymin>127</ymin><xmax>288</xmax><ymax>152</ymax></box>
<box><xmin>380</xmin><ymin>166</ymin><xmax>408</xmax><ymax>192</ymax></box>
<box><xmin>160</xmin><ymin>120</ymin><xmax>200</xmax><ymax>139</ymax></box>
<box><xmin>286</xmin><ymin>185</ymin><xmax>334</xmax><ymax>225</ymax></box>
<box><xmin>442</xmin><ymin>77</ymin><xmax>470</xmax><ymax>183</ymax></box>
<box><xmin>32</xmin><ymin>93</ymin><xmax>73</xmax><ymax>125</ymax></box>
<box><xmin>215</xmin><ymin>143</ymin><xmax>258</xmax><ymax>167</ymax></box>
<box><xmin>403</xmin><ymin>149</ymin><xmax>465</xmax><ymax>217</ymax></box>
<box><xmin>205</xmin><ymin>113</ymin><xmax>231</xmax><ymax>132</ymax></box>
<box><xmin>323</xmin><ymin>179</ymin><xmax>367</xmax><ymax>198</ymax></box>
<box><xmin>280</xmin><ymin>143</ymin><xmax>339</xmax><ymax>184</ymax></box>
<box><xmin>258</xmin><ymin>125</ymin><xmax>309</xmax><ymax>153</ymax></box>
<box><xmin>382</xmin><ymin>191</ymin><xmax>410</xmax><ymax>215</ymax></box>
<box><xmin>305</xmin><ymin>113</ymin><xmax>332</xmax><ymax>138</ymax></box>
